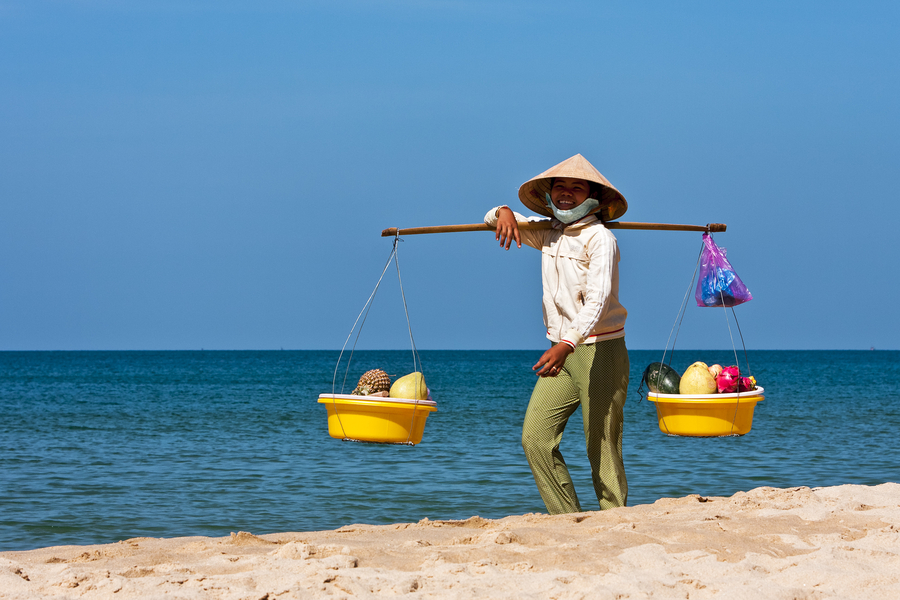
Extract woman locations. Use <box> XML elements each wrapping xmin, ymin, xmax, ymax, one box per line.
<box><xmin>484</xmin><ymin>154</ymin><xmax>630</xmax><ymax>514</ymax></box>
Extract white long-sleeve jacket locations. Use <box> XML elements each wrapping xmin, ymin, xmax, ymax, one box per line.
<box><xmin>485</xmin><ymin>207</ymin><xmax>627</xmax><ymax>347</ymax></box>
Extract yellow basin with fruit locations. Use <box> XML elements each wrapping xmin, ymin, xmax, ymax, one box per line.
<box><xmin>647</xmin><ymin>387</ymin><xmax>764</xmax><ymax>437</ymax></box>
<box><xmin>318</xmin><ymin>393</ymin><xmax>436</xmax><ymax>445</ymax></box>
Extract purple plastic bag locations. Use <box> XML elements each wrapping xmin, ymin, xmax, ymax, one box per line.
<box><xmin>695</xmin><ymin>233</ymin><xmax>752</xmax><ymax>307</ymax></box>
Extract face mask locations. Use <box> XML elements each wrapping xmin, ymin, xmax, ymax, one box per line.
<box><xmin>545</xmin><ymin>192</ymin><xmax>600</xmax><ymax>224</ymax></box>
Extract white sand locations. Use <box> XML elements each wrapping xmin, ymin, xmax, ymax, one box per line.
<box><xmin>2</xmin><ymin>483</ymin><xmax>898</xmax><ymax>599</ymax></box>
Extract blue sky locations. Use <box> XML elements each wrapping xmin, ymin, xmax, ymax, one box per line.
<box><xmin>1</xmin><ymin>1</ymin><xmax>897</xmax><ymax>350</ymax></box>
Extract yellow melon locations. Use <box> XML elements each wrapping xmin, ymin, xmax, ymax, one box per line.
<box><xmin>389</xmin><ymin>372</ymin><xmax>428</xmax><ymax>400</ymax></box>
<box><xmin>679</xmin><ymin>362</ymin><xmax>717</xmax><ymax>394</ymax></box>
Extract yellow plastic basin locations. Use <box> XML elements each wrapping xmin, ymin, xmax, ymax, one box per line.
<box><xmin>646</xmin><ymin>387</ymin><xmax>764</xmax><ymax>437</ymax></box>
<box><xmin>318</xmin><ymin>393</ymin><xmax>437</xmax><ymax>445</ymax></box>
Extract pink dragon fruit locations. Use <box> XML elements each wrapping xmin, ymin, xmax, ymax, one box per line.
<box><xmin>716</xmin><ymin>366</ymin><xmax>740</xmax><ymax>393</ymax></box>
<box><xmin>739</xmin><ymin>376</ymin><xmax>756</xmax><ymax>392</ymax></box>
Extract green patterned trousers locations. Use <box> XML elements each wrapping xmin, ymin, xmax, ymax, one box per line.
<box><xmin>522</xmin><ymin>337</ymin><xmax>630</xmax><ymax>514</ymax></box>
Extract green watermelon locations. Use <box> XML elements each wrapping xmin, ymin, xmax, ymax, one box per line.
<box><xmin>642</xmin><ymin>362</ymin><xmax>681</xmax><ymax>394</ymax></box>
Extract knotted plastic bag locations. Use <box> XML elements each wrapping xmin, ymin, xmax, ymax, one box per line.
<box><xmin>695</xmin><ymin>233</ymin><xmax>752</xmax><ymax>307</ymax></box>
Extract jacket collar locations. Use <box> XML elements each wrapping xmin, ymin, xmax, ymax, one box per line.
<box><xmin>552</xmin><ymin>213</ymin><xmax>600</xmax><ymax>230</ymax></box>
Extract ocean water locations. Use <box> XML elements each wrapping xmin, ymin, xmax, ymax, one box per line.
<box><xmin>1</xmin><ymin>349</ymin><xmax>898</xmax><ymax>552</ymax></box>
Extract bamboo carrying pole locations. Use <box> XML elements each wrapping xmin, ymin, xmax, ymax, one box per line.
<box><xmin>381</xmin><ymin>221</ymin><xmax>726</xmax><ymax>237</ymax></box>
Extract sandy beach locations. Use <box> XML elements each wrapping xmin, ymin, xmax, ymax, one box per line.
<box><xmin>1</xmin><ymin>483</ymin><xmax>898</xmax><ymax>599</ymax></box>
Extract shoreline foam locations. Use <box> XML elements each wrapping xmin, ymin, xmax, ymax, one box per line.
<box><xmin>2</xmin><ymin>483</ymin><xmax>898</xmax><ymax>599</ymax></box>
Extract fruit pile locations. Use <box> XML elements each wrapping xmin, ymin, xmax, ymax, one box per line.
<box><xmin>643</xmin><ymin>361</ymin><xmax>757</xmax><ymax>395</ymax></box>
<box><xmin>350</xmin><ymin>369</ymin><xmax>429</xmax><ymax>400</ymax></box>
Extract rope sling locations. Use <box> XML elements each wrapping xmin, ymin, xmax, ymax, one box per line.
<box><xmin>327</xmin><ymin>233</ymin><xmax>426</xmax><ymax>445</ymax></box>
<box><xmin>648</xmin><ymin>233</ymin><xmax>755</xmax><ymax>436</ymax></box>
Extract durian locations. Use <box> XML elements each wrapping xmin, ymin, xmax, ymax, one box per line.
<box><xmin>351</xmin><ymin>369</ymin><xmax>391</xmax><ymax>396</ymax></box>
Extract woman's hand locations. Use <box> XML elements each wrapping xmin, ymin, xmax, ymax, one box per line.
<box><xmin>495</xmin><ymin>206</ymin><xmax>521</xmax><ymax>250</ymax></box>
<box><xmin>533</xmin><ymin>343</ymin><xmax>574</xmax><ymax>377</ymax></box>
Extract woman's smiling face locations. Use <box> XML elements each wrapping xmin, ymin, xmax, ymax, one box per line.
<box><xmin>550</xmin><ymin>177</ymin><xmax>592</xmax><ymax>210</ymax></box>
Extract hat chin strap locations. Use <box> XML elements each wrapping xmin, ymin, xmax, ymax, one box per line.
<box><xmin>544</xmin><ymin>193</ymin><xmax>600</xmax><ymax>224</ymax></box>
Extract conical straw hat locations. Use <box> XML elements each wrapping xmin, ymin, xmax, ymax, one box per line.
<box><xmin>517</xmin><ymin>154</ymin><xmax>628</xmax><ymax>221</ymax></box>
